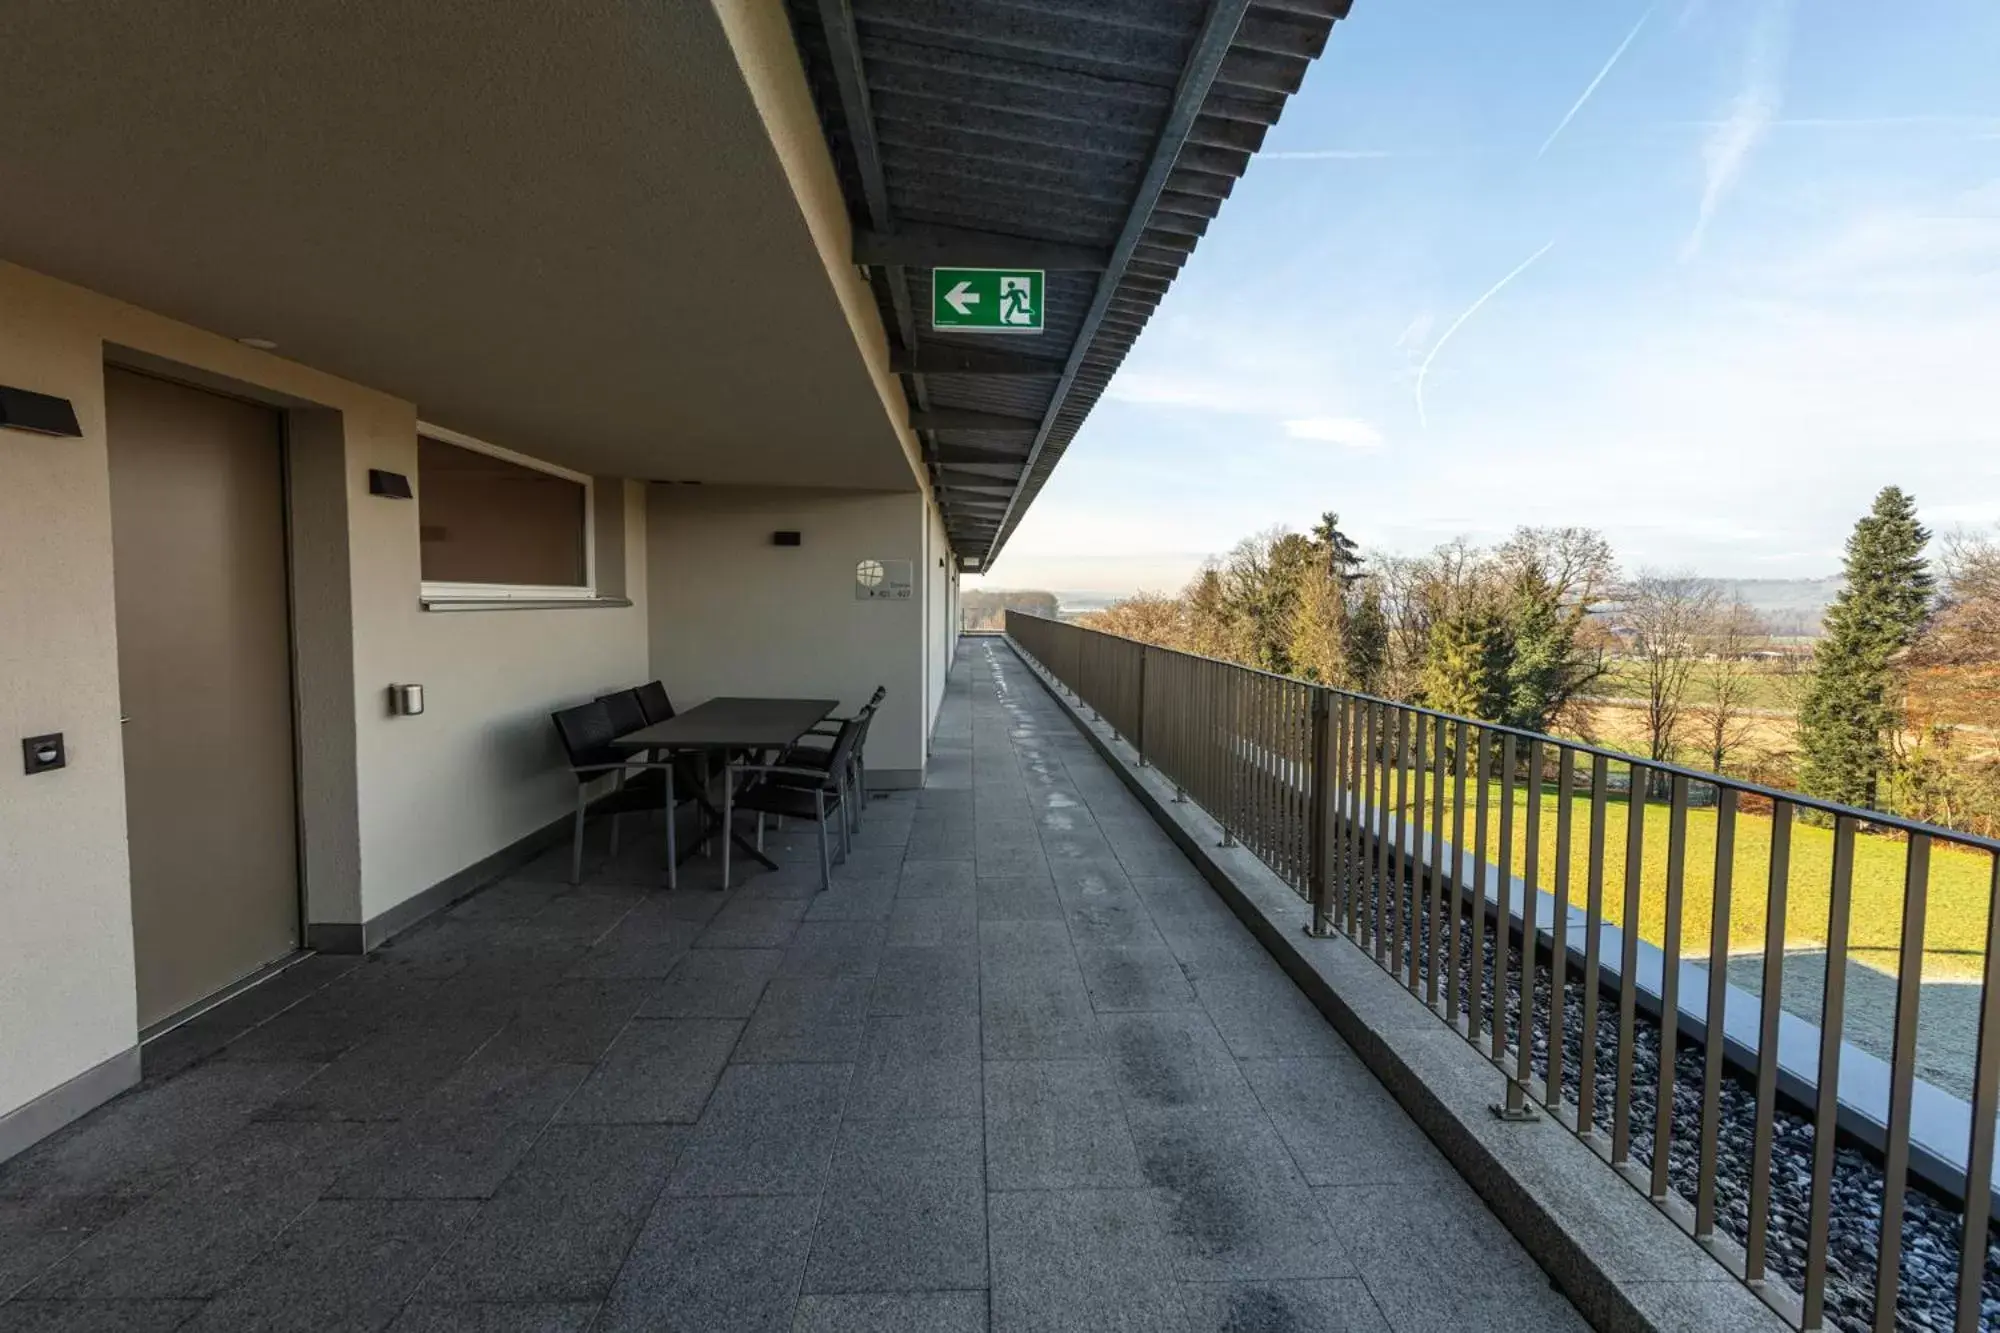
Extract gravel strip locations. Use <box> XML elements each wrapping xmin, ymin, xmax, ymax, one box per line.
<box><xmin>1335</xmin><ymin>874</ymin><xmax>2000</xmax><ymax>1333</ymax></box>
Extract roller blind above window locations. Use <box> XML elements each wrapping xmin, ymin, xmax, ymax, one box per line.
<box><xmin>417</xmin><ymin>430</ymin><xmax>593</xmax><ymax>597</ymax></box>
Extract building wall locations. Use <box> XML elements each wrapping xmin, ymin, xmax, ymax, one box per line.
<box><xmin>0</xmin><ymin>268</ymin><xmax>137</xmax><ymax>1130</ymax></box>
<box><xmin>346</xmin><ymin>467</ymin><xmax>648</xmax><ymax>921</ymax></box>
<box><xmin>0</xmin><ymin>261</ymin><xmax>650</xmax><ymax>1136</ymax></box>
<box><xmin>646</xmin><ymin>485</ymin><xmax>927</xmax><ymax>784</ymax></box>
<box><xmin>926</xmin><ymin>499</ymin><xmax>951</xmax><ymax>735</ymax></box>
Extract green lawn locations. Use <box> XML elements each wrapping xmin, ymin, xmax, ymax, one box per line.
<box><xmin>1386</xmin><ymin>783</ymin><xmax>1995</xmax><ymax>981</ymax></box>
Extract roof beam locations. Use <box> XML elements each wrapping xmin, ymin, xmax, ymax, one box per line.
<box><xmin>984</xmin><ymin>0</ymin><xmax>1252</xmax><ymax>567</ymax></box>
<box><xmin>908</xmin><ymin>408</ymin><xmax>1043</xmax><ymax>433</ymax></box>
<box><xmin>891</xmin><ymin>344</ymin><xmax>1067</xmax><ymax>378</ymax></box>
<box><xmin>854</xmin><ymin>222</ymin><xmax>1111</xmax><ymax>271</ymax></box>
<box><xmin>815</xmin><ymin>1</ymin><xmax>889</xmax><ymax>229</ymax></box>
<box><xmin>934</xmin><ymin>442</ymin><xmax>1031</xmax><ymax>465</ymax></box>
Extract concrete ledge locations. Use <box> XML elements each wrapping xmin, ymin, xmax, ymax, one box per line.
<box><xmin>0</xmin><ymin>1046</ymin><xmax>140</xmax><ymax>1166</ymax></box>
<box><xmin>305</xmin><ymin>810</ymin><xmax>573</xmax><ymax>954</ymax></box>
<box><xmin>1010</xmin><ymin>639</ymin><xmax>1791</xmax><ymax>1333</ymax></box>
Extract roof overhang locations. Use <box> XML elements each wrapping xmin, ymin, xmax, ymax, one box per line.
<box><xmin>783</xmin><ymin>0</ymin><xmax>1350</xmax><ymax>563</ymax></box>
<box><xmin>0</xmin><ymin>1</ymin><xmax>919</xmax><ymax>490</ymax></box>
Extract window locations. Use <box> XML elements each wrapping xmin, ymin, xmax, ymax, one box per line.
<box><xmin>417</xmin><ymin>425</ymin><xmax>593</xmax><ymax>599</ymax></box>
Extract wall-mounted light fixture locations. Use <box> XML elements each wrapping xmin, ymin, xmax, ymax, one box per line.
<box><xmin>389</xmin><ymin>684</ymin><xmax>426</xmax><ymax>716</ymax></box>
<box><xmin>772</xmin><ymin>531</ymin><xmax>801</xmax><ymax>547</ymax></box>
<box><xmin>0</xmin><ymin>385</ymin><xmax>83</xmax><ymax>437</ymax></box>
<box><xmin>21</xmin><ymin>733</ymin><xmax>66</xmax><ymax>774</ymax></box>
<box><xmin>368</xmin><ymin>469</ymin><xmax>414</xmax><ymax>498</ymax></box>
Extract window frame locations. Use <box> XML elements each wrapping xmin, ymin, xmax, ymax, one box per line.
<box><xmin>415</xmin><ymin>421</ymin><xmax>597</xmax><ymax>602</ymax></box>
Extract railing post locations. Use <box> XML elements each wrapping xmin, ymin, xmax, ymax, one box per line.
<box><xmin>1306</xmin><ymin>688</ymin><xmax>1332</xmax><ymax>937</ymax></box>
<box><xmin>1135</xmin><ymin>646</ymin><xmax>1148</xmax><ymax>766</ymax></box>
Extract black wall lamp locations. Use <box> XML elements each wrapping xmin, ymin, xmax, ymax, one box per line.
<box><xmin>368</xmin><ymin>469</ymin><xmax>413</xmax><ymax>498</ymax></box>
<box><xmin>0</xmin><ymin>385</ymin><xmax>83</xmax><ymax>437</ymax></box>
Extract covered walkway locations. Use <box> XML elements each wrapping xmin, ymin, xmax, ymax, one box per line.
<box><xmin>0</xmin><ymin>641</ymin><xmax>1582</xmax><ymax>1332</ymax></box>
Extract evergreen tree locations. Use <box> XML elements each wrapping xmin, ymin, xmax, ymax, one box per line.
<box><xmin>1500</xmin><ymin>562</ymin><xmax>1572</xmax><ymax>732</ymax></box>
<box><xmin>1798</xmin><ymin>486</ymin><xmax>1934</xmax><ymax>809</ymax></box>
<box><xmin>1287</xmin><ymin>513</ymin><xmax>1368</xmax><ymax>685</ymax></box>
<box><xmin>1311</xmin><ymin>512</ymin><xmax>1365</xmax><ymax>584</ymax></box>
<box><xmin>1346</xmin><ymin>580</ymin><xmax>1390</xmax><ymax>695</ymax></box>
<box><xmin>1420</xmin><ymin>604</ymin><xmax>1511</xmax><ymax>720</ymax></box>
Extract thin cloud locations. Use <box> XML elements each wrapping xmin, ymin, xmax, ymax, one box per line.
<box><xmin>1414</xmin><ymin>240</ymin><xmax>1557</xmax><ymax>428</ymax></box>
<box><xmin>1672</xmin><ymin>114</ymin><xmax>2000</xmax><ymax>132</ymax></box>
<box><xmin>1283</xmin><ymin>417</ymin><xmax>1384</xmax><ymax>450</ymax></box>
<box><xmin>1684</xmin><ymin>0</ymin><xmax>1791</xmax><ymax>260</ymax></box>
<box><xmin>1537</xmin><ymin>5</ymin><xmax>1654</xmax><ymax>159</ymax></box>
<box><xmin>1263</xmin><ymin>149</ymin><xmax>1397</xmax><ymax>160</ymax></box>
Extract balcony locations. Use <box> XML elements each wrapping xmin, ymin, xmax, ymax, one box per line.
<box><xmin>0</xmin><ymin>639</ymin><xmax>1588</xmax><ymax>1332</ymax></box>
<box><xmin>1005</xmin><ymin>612</ymin><xmax>2000</xmax><ymax>1333</ymax></box>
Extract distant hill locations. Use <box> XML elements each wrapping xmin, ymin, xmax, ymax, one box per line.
<box><xmin>1707</xmin><ymin>577</ymin><xmax>1841</xmax><ymax>637</ymax></box>
<box><xmin>960</xmin><ymin>588</ymin><xmax>1058</xmax><ymax>630</ymax></box>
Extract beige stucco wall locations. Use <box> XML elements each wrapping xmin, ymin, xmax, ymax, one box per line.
<box><xmin>349</xmin><ymin>473</ymin><xmax>648</xmax><ymax>918</ymax></box>
<box><xmin>0</xmin><ymin>261</ymin><xmax>650</xmax><ymax>1126</ymax></box>
<box><xmin>647</xmin><ymin>485</ymin><xmax>930</xmax><ymax>782</ymax></box>
<box><xmin>0</xmin><ymin>268</ymin><xmax>138</xmax><ymax>1123</ymax></box>
<box><xmin>926</xmin><ymin>499</ymin><xmax>952</xmax><ymax>734</ymax></box>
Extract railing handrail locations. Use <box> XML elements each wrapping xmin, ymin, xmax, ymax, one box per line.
<box><xmin>1007</xmin><ymin>612</ymin><xmax>2000</xmax><ymax>855</ymax></box>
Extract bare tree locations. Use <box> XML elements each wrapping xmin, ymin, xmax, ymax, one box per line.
<box><xmin>1621</xmin><ymin>572</ymin><xmax>1721</xmax><ymax>774</ymax></box>
<box><xmin>1693</xmin><ymin>600</ymin><xmax>1766</xmax><ymax>775</ymax></box>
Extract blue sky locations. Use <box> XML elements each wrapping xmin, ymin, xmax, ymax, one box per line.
<box><xmin>973</xmin><ymin>0</ymin><xmax>2000</xmax><ymax>596</ymax></box>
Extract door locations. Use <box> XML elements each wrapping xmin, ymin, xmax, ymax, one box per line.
<box><xmin>106</xmin><ymin>367</ymin><xmax>300</xmax><ymax>1028</ymax></box>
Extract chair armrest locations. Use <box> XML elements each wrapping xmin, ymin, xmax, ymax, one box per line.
<box><xmin>727</xmin><ymin>762</ymin><xmax>834</xmax><ymax>782</ymax></box>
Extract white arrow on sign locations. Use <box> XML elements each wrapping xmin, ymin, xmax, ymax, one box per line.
<box><xmin>944</xmin><ymin>280</ymin><xmax>979</xmax><ymax>316</ymax></box>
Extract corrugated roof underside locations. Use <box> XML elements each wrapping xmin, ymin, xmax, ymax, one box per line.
<box><xmin>784</xmin><ymin>0</ymin><xmax>1345</xmax><ymax>562</ymax></box>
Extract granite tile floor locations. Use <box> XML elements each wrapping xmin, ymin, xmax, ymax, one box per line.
<box><xmin>0</xmin><ymin>640</ymin><xmax>1585</xmax><ymax>1332</ymax></box>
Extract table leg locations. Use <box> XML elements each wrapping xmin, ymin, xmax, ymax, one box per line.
<box><xmin>676</xmin><ymin>787</ymin><xmax>778</xmax><ymax>872</ymax></box>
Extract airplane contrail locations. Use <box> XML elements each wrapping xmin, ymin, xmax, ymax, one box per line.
<box><xmin>1537</xmin><ymin>6</ymin><xmax>1655</xmax><ymax>159</ymax></box>
<box><xmin>1414</xmin><ymin>240</ymin><xmax>1557</xmax><ymax>428</ymax></box>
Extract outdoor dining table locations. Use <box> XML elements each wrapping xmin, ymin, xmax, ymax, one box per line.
<box><xmin>611</xmin><ymin>696</ymin><xmax>839</xmax><ymax>884</ymax></box>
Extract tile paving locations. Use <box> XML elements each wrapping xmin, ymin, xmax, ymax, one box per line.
<box><xmin>0</xmin><ymin>640</ymin><xmax>1585</xmax><ymax>1332</ymax></box>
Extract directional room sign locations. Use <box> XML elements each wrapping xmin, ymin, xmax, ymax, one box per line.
<box><xmin>931</xmin><ymin>268</ymin><xmax>1044</xmax><ymax>333</ymax></box>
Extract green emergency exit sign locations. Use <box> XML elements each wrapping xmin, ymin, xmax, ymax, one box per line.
<box><xmin>931</xmin><ymin>268</ymin><xmax>1044</xmax><ymax>333</ymax></box>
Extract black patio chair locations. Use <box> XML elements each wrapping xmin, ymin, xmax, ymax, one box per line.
<box><xmin>634</xmin><ymin>680</ymin><xmax>674</xmax><ymax>724</ymax></box>
<box><xmin>629</xmin><ymin>679</ymin><xmax>732</xmax><ymax>783</ymax></box>
<box><xmin>721</xmin><ymin>715</ymin><xmax>863</xmax><ymax>892</ymax></box>
<box><xmin>802</xmin><ymin>685</ymin><xmax>884</xmax><ymax>740</ymax></box>
<box><xmin>552</xmin><ymin>699</ymin><xmax>695</xmax><ymax>886</ymax></box>
<box><xmin>779</xmin><ymin>699</ymin><xmax>877</xmax><ymax>836</ymax></box>
<box><xmin>789</xmin><ymin>685</ymin><xmax>885</xmax><ymax>824</ymax></box>
<box><xmin>601</xmin><ymin>686</ymin><xmax>718</xmax><ymax>857</ymax></box>
<box><xmin>597</xmin><ymin>687</ymin><xmax>651</xmax><ymax>740</ymax></box>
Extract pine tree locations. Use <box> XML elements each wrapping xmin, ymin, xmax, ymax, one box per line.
<box><xmin>1420</xmin><ymin>604</ymin><xmax>1511</xmax><ymax>720</ymax></box>
<box><xmin>1346</xmin><ymin>580</ymin><xmax>1389</xmax><ymax>695</ymax></box>
<box><xmin>1797</xmin><ymin>486</ymin><xmax>1934</xmax><ymax>809</ymax></box>
<box><xmin>1311</xmin><ymin>511</ymin><xmax>1365</xmax><ymax>585</ymax></box>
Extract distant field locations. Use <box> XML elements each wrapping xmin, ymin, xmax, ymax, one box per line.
<box><xmin>1580</xmin><ymin>699</ymin><xmax>1797</xmax><ymax>771</ymax></box>
<box><xmin>1591</xmin><ymin>658</ymin><xmax>1804</xmax><ymax>711</ymax></box>
<box><xmin>1382</xmin><ymin>781</ymin><xmax>1994</xmax><ymax>982</ymax></box>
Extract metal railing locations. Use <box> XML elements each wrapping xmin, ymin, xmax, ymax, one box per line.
<box><xmin>1007</xmin><ymin>611</ymin><xmax>2000</xmax><ymax>1333</ymax></box>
